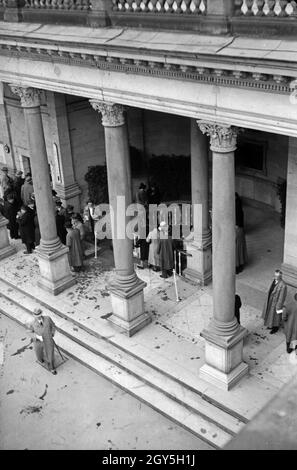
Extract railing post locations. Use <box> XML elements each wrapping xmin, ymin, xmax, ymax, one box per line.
<box><xmin>4</xmin><ymin>0</ymin><xmax>24</xmax><ymax>22</ymax></box>
<box><xmin>88</xmin><ymin>0</ymin><xmax>112</xmax><ymax>27</ymax></box>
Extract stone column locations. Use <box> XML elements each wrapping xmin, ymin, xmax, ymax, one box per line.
<box><xmin>46</xmin><ymin>91</ymin><xmax>81</xmax><ymax>211</ymax></box>
<box><xmin>282</xmin><ymin>137</ymin><xmax>297</xmax><ymax>286</ymax></box>
<box><xmin>197</xmin><ymin>122</ymin><xmax>248</xmax><ymax>390</ymax></box>
<box><xmin>183</xmin><ymin>119</ymin><xmax>212</xmax><ymax>285</ymax></box>
<box><xmin>90</xmin><ymin>100</ymin><xmax>149</xmax><ymax>336</ymax></box>
<box><xmin>9</xmin><ymin>85</ymin><xmax>75</xmax><ymax>295</ymax></box>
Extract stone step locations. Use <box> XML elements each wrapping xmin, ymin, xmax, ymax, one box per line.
<box><xmin>0</xmin><ymin>285</ymin><xmax>245</xmax><ymax>448</ymax></box>
<box><xmin>0</xmin><ymin>276</ymin><xmax>249</xmax><ymax>425</ymax></box>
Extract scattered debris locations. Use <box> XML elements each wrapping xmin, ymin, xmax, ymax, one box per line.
<box><xmin>6</xmin><ymin>389</ymin><xmax>14</xmax><ymax>395</ymax></box>
<box><xmin>20</xmin><ymin>405</ymin><xmax>42</xmax><ymax>415</ymax></box>
<box><xmin>39</xmin><ymin>384</ymin><xmax>48</xmax><ymax>400</ymax></box>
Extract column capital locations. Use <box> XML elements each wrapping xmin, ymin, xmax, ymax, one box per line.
<box><xmin>9</xmin><ymin>85</ymin><xmax>41</xmax><ymax>108</ymax></box>
<box><xmin>197</xmin><ymin>121</ymin><xmax>239</xmax><ymax>153</ymax></box>
<box><xmin>89</xmin><ymin>100</ymin><xmax>125</xmax><ymax>127</ymax></box>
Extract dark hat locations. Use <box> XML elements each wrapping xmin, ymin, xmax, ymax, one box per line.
<box><xmin>56</xmin><ymin>200</ymin><xmax>63</xmax><ymax>207</ymax></box>
<box><xmin>33</xmin><ymin>307</ymin><xmax>43</xmax><ymax>316</ymax></box>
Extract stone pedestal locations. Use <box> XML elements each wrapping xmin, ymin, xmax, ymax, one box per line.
<box><xmin>90</xmin><ymin>100</ymin><xmax>148</xmax><ymax>336</ymax></box>
<box><xmin>36</xmin><ymin>244</ymin><xmax>75</xmax><ymax>295</ymax></box>
<box><xmin>198</xmin><ymin>122</ymin><xmax>248</xmax><ymax>390</ymax></box>
<box><xmin>200</xmin><ymin>326</ymin><xmax>248</xmax><ymax>390</ymax></box>
<box><xmin>10</xmin><ymin>85</ymin><xmax>75</xmax><ymax>295</ymax></box>
<box><xmin>109</xmin><ymin>276</ymin><xmax>150</xmax><ymax>337</ymax></box>
<box><xmin>183</xmin><ymin>119</ymin><xmax>212</xmax><ymax>285</ymax></box>
<box><xmin>0</xmin><ymin>216</ymin><xmax>16</xmax><ymax>260</ymax></box>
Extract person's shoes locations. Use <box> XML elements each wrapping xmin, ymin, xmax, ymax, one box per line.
<box><xmin>167</xmin><ymin>271</ymin><xmax>173</xmax><ymax>277</ymax></box>
<box><xmin>23</xmin><ymin>251</ymin><xmax>30</xmax><ymax>255</ymax></box>
<box><xmin>137</xmin><ymin>264</ymin><xmax>144</xmax><ymax>269</ymax></box>
<box><xmin>270</xmin><ymin>327</ymin><xmax>279</xmax><ymax>335</ymax></box>
<box><xmin>50</xmin><ymin>369</ymin><xmax>57</xmax><ymax>375</ymax></box>
<box><xmin>160</xmin><ymin>274</ymin><xmax>168</xmax><ymax>279</ymax></box>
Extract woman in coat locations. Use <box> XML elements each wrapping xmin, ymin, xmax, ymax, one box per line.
<box><xmin>65</xmin><ymin>220</ymin><xmax>84</xmax><ymax>272</ymax></box>
<box><xmin>146</xmin><ymin>226</ymin><xmax>160</xmax><ymax>271</ymax></box>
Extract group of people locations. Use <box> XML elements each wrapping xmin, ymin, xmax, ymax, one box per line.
<box><xmin>0</xmin><ymin>167</ymin><xmax>87</xmax><ymax>272</ymax></box>
<box><xmin>135</xmin><ymin>181</ymin><xmax>161</xmax><ymax>208</ymax></box>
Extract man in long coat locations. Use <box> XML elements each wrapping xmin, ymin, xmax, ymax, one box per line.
<box><xmin>282</xmin><ymin>292</ymin><xmax>297</xmax><ymax>353</ymax></box>
<box><xmin>157</xmin><ymin>221</ymin><xmax>174</xmax><ymax>278</ymax></box>
<box><xmin>28</xmin><ymin>307</ymin><xmax>57</xmax><ymax>374</ymax></box>
<box><xmin>21</xmin><ymin>175</ymin><xmax>34</xmax><ymax>206</ymax></box>
<box><xmin>262</xmin><ymin>269</ymin><xmax>287</xmax><ymax>334</ymax></box>
<box><xmin>17</xmin><ymin>205</ymin><xmax>35</xmax><ymax>254</ymax></box>
<box><xmin>65</xmin><ymin>220</ymin><xmax>83</xmax><ymax>272</ymax></box>
<box><xmin>3</xmin><ymin>193</ymin><xmax>19</xmax><ymax>239</ymax></box>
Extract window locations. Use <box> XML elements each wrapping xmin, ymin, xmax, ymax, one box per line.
<box><xmin>235</xmin><ymin>137</ymin><xmax>267</xmax><ymax>176</ymax></box>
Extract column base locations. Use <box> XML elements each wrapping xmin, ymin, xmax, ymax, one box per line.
<box><xmin>0</xmin><ymin>217</ymin><xmax>16</xmax><ymax>260</ymax></box>
<box><xmin>281</xmin><ymin>263</ymin><xmax>297</xmax><ymax>288</ymax></box>
<box><xmin>108</xmin><ymin>277</ymin><xmax>150</xmax><ymax>337</ymax></box>
<box><xmin>183</xmin><ymin>239</ymin><xmax>212</xmax><ymax>285</ymax></box>
<box><xmin>36</xmin><ymin>244</ymin><xmax>75</xmax><ymax>296</ymax></box>
<box><xmin>199</xmin><ymin>325</ymin><xmax>249</xmax><ymax>391</ymax></box>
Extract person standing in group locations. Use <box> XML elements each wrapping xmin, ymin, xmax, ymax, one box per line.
<box><xmin>16</xmin><ymin>204</ymin><xmax>35</xmax><ymax>254</ymax></box>
<box><xmin>28</xmin><ymin>307</ymin><xmax>57</xmax><ymax>375</ymax></box>
<box><xmin>0</xmin><ymin>167</ymin><xmax>12</xmax><ymax>199</ymax></box>
<box><xmin>3</xmin><ymin>193</ymin><xmax>19</xmax><ymax>239</ymax></box>
<box><xmin>136</xmin><ymin>183</ymin><xmax>149</xmax><ymax>210</ymax></box>
<box><xmin>157</xmin><ymin>221</ymin><xmax>174</xmax><ymax>279</ymax></box>
<box><xmin>235</xmin><ymin>294</ymin><xmax>242</xmax><ymax>325</ymax></box>
<box><xmin>262</xmin><ymin>269</ymin><xmax>287</xmax><ymax>334</ymax></box>
<box><xmin>56</xmin><ymin>204</ymin><xmax>67</xmax><ymax>245</ymax></box>
<box><xmin>146</xmin><ymin>225</ymin><xmax>160</xmax><ymax>271</ymax></box>
<box><xmin>21</xmin><ymin>174</ymin><xmax>34</xmax><ymax>206</ymax></box>
<box><xmin>235</xmin><ymin>192</ymin><xmax>247</xmax><ymax>274</ymax></box>
<box><xmin>282</xmin><ymin>292</ymin><xmax>297</xmax><ymax>353</ymax></box>
<box><xmin>147</xmin><ymin>181</ymin><xmax>161</xmax><ymax>206</ymax></box>
<box><xmin>65</xmin><ymin>220</ymin><xmax>84</xmax><ymax>272</ymax></box>
<box><xmin>13</xmin><ymin>170</ymin><xmax>25</xmax><ymax>209</ymax></box>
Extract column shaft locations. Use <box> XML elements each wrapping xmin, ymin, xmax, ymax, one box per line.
<box><xmin>90</xmin><ymin>100</ymin><xmax>149</xmax><ymax>336</ymax></box>
<box><xmin>282</xmin><ymin>137</ymin><xmax>297</xmax><ymax>286</ymax></box>
<box><xmin>184</xmin><ymin>119</ymin><xmax>212</xmax><ymax>284</ymax></box>
<box><xmin>10</xmin><ymin>85</ymin><xmax>75</xmax><ymax>295</ymax></box>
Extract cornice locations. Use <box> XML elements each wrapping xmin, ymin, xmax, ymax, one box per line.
<box><xmin>0</xmin><ymin>42</ymin><xmax>295</xmax><ymax>95</ymax></box>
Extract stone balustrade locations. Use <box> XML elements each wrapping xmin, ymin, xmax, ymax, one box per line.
<box><xmin>234</xmin><ymin>0</ymin><xmax>297</xmax><ymax>17</ymax></box>
<box><xmin>24</xmin><ymin>0</ymin><xmax>91</xmax><ymax>9</ymax></box>
<box><xmin>111</xmin><ymin>0</ymin><xmax>207</xmax><ymax>14</ymax></box>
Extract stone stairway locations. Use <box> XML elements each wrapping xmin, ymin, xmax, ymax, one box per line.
<box><xmin>0</xmin><ymin>277</ymin><xmax>248</xmax><ymax>449</ymax></box>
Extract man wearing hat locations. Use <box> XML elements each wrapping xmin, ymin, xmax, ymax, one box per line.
<box><xmin>28</xmin><ymin>307</ymin><xmax>57</xmax><ymax>374</ymax></box>
<box><xmin>21</xmin><ymin>174</ymin><xmax>34</xmax><ymax>206</ymax></box>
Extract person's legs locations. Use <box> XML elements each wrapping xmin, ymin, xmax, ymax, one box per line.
<box><xmin>160</xmin><ymin>269</ymin><xmax>168</xmax><ymax>278</ymax></box>
<box><xmin>270</xmin><ymin>327</ymin><xmax>279</xmax><ymax>334</ymax></box>
<box><xmin>287</xmin><ymin>342</ymin><xmax>293</xmax><ymax>353</ymax></box>
<box><xmin>34</xmin><ymin>340</ymin><xmax>44</xmax><ymax>363</ymax></box>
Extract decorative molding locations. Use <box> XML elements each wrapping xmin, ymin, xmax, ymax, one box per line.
<box><xmin>90</xmin><ymin>100</ymin><xmax>125</xmax><ymax>127</ymax></box>
<box><xmin>0</xmin><ymin>43</ymin><xmax>294</xmax><ymax>96</ymax></box>
<box><xmin>197</xmin><ymin>122</ymin><xmax>239</xmax><ymax>153</ymax></box>
<box><xmin>9</xmin><ymin>84</ymin><xmax>41</xmax><ymax>107</ymax></box>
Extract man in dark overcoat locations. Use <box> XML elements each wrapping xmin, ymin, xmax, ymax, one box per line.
<box><xmin>28</xmin><ymin>307</ymin><xmax>57</xmax><ymax>374</ymax></box>
<box><xmin>157</xmin><ymin>221</ymin><xmax>174</xmax><ymax>278</ymax></box>
<box><xmin>262</xmin><ymin>269</ymin><xmax>287</xmax><ymax>334</ymax></box>
<box><xmin>17</xmin><ymin>205</ymin><xmax>35</xmax><ymax>254</ymax></box>
<box><xmin>282</xmin><ymin>292</ymin><xmax>297</xmax><ymax>353</ymax></box>
<box><xmin>3</xmin><ymin>193</ymin><xmax>19</xmax><ymax>239</ymax></box>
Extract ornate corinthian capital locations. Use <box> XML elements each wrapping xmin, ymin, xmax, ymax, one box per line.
<box><xmin>197</xmin><ymin>121</ymin><xmax>239</xmax><ymax>153</ymax></box>
<box><xmin>89</xmin><ymin>100</ymin><xmax>125</xmax><ymax>127</ymax></box>
<box><xmin>9</xmin><ymin>85</ymin><xmax>41</xmax><ymax>108</ymax></box>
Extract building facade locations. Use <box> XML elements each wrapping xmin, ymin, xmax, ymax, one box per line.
<box><xmin>0</xmin><ymin>0</ymin><xmax>297</xmax><ymax>391</ymax></box>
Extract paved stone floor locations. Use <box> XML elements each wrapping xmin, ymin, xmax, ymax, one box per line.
<box><xmin>0</xmin><ymin>204</ymin><xmax>297</xmax><ymax>423</ymax></box>
<box><xmin>0</xmin><ymin>315</ymin><xmax>212</xmax><ymax>450</ymax></box>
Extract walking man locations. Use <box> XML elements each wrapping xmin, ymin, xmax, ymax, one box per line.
<box><xmin>282</xmin><ymin>292</ymin><xmax>297</xmax><ymax>353</ymax></box>
<box><xmin>28</xmin><ymin>308</ymin><xmax>57</xmax><ymax>375</ymax></box>
<box><xmin>262</xmin><ymin>269</ymin><xmax>287</xmax><ymax>334</ymax></box>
